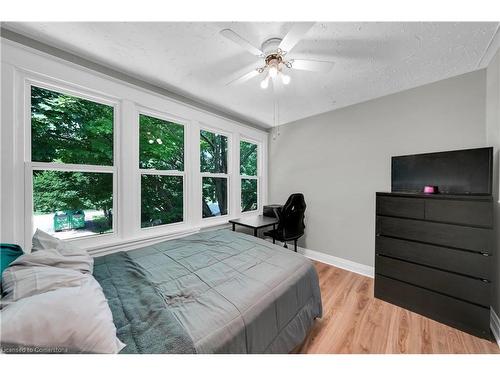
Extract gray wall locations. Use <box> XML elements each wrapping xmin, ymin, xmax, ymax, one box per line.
<box><xmin>486</xmin><ymin>48</ymin><xmax>500</xmax><ymax>316</ymax></box>
<box><xmin>269</xmin><ymin>70</ymin><xmax>487</xmax><ymax>267</ymax></box>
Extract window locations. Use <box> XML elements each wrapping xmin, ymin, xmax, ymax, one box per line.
<box><xmin>139</xmin><ymin>113</ymin><xmax>185</xmax><ymax>228</ymax></box>
<box><xmin>30</xmin><ymin>85</ymin><xmax>115</xmax><ymax>239</ymax></box>
<box><xmin>240</xmin><ymin>140</ymin><xmax>258</xmax><ymax>212</ymax></box>
<box><xmin>200</xmin><ymin>130</ymin><xmax>229</xmax><ymax>218</ymax></box>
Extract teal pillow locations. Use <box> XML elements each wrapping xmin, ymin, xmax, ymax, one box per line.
<box><xmin>1</xmin><ymin>243</ymin><xmax>24</xmax><ymax>277</ymax></box>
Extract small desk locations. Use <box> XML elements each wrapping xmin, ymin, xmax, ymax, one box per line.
<box><xmin>229</xmin><ymin>215</ymin><xmax>279</xmax><ymax>239</ymax></box>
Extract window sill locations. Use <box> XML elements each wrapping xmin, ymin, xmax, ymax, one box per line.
<box><xmin>85</xmin><ymin>213</ymin><xmax>261</xmax><ymax>257</ymax></box>
<box><xmin>86</xmin><ymin>227</ymin><xmax>199</xmax><ymax>257</ymax></box>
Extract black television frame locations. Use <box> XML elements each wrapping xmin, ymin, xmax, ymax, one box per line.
<box><xmin>391</xmin><ymin>147</ymin><xmax>493</xmax><ymax>195</ymax></box>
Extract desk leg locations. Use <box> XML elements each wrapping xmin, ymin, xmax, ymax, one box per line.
<box><xmin>253</xmin><ymin>228</ymin><xmax>257</xmax><ymax>237</ymax></box>
<box><xmin>232</xmin><ymin>223</ymin><xmax>235</xmax><ymax>231</ymax></box>
<box><xmin>272</xmin><ymin>224</ymin><xmax>276</xmax><ymax>244</ymax></box>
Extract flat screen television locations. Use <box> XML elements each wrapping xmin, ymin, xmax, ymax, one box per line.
<box><xmin>391</xmin><ymin>147</ymin><xmax>493</xmax><ymax>195</ymax></box>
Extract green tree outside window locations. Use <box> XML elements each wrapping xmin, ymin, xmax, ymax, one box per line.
<box><xmin>240</xmin><ymin>141</ymin><xmax>257</xmax><ymax>176</ymax></box>
<box><xmin>201</xmin><ymin>130</ymin><xmax>228</xmax><ymax>217</ymax></box>
<box><xmin>31</xmin><ymin>86</ymin><xmax>114</xmax><ymax>236</ymax></box>
<box><xmin>139</xmin><ymin>114</ymin><xmax>185</xmax><ymax>228</ymax></box>
<box><xmin>139</xmin><ymin>114</ymin><xmax>184</xmax><ymax>171</ymax></box>
<box><xmin>240</xmin><ymin>140</ymin><xmax>258</xmax><ymax>212</ymax></box>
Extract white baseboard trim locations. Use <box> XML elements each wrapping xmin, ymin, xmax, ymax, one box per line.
<box><xmin>491</xmin><ymin>308</ymin><xmax>500</xmax><ymax>349</ymax></box>
<box><xmin>297</xmin><ymin>246</ymin><xmax>374</xmax><ymax>278</ymax></box>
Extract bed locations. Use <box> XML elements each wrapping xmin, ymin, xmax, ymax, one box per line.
<box><xmin>93</xmin><ymin>229</ymin><xmax>322</xmax><ymax>354</ymax></box>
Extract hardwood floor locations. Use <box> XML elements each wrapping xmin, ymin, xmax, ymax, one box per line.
<box><xmin>298</xmin><ymin>261</ymin><xmax>500</xmax><ymax>354</ymax></box>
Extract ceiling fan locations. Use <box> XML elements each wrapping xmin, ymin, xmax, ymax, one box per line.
<box><xmin>220</xmin><ymin>23</ymin><xmax>335</xmax><ymax>89</ymax></box>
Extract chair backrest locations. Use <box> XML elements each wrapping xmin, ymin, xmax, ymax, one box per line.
<box><xmin>276</xmin><ymin>193</ymin><xmax>306</xmax><ymax>238</ymax></box>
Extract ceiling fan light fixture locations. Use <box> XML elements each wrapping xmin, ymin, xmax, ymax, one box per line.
<box><xmin>260</xmin><ymin>75</ymin><xmax>270</xmax><ymax>89</ymax></box>
<box><xmin>269</xmin><ymin>65</ymin><xmax>278</xmax><ymax>78</ymax></box>
<box><xmin>220</xmin><ymin>24</ymin><xmax>334</xmax><ymax>90</ymax></box>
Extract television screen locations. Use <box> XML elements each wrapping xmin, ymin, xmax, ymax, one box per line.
<box><xmin>391</xmin><ymin>147</ymin><xmax>493</xmax><ymax>195</ymax></box>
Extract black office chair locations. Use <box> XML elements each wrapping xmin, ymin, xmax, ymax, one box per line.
<box><xmin>264</xmin><ymin>193</ymin><xmax>306</xmax><ymax>252</ymax></box>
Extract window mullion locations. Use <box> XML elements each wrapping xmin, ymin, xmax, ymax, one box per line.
<box><xmin>200</xmin><ymin>172</ymin><xmax>228</xmax><ymax>178</ymax></box>
<box><xmin>190</xmin><ymin>121</ymin><xmax>202</xmax><ymax>226</ymax></box>
<box><xmin>30</xmin><ymin>162</ymin><xmax>115</xmax><ymax>173</ymax></box>
<box><xmin>140</xmin><ymin>169</ymin><xmax>185</xmax><ymax>176</ymax></box>
<box><xmin>120</xmin><ymin>99</ymin><xmax>138</xmax><ymax>238</ymax></box>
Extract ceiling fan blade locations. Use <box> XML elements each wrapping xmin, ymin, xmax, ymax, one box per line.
<box><xmin>279</xmin><ymin>22</ymin><xmax>315</xmax><ymax>53</ymax></box>
<box><xmin>225</xmin><ymin>69</ymin><xmax>260</xmax><ymax>86</ymax></box>
<box><xmin>220</xmin><ymin>29</ymin><xmax>264</xmax><ymax>57</ymax></box>
<box><xmin>290</xmin><ymin>59</ymin><xmax>335</xmax><ymax>73</ymax></box>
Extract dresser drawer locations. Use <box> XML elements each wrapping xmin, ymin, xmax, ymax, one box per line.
<box><xmin>376</xmin><ymin>216</ymin><xmax>492</xmax><ymax>253</ymax></box>
<box><xmin>376</xmin><ymin>255</ymin><xmax>490</xmax><ymax>307</ymax></box>
<box><xmin>425</xmin><ymin>199</ymin><xmax>493</xmax><ymax>228</ymax></box>
<box><xmin>374</xmin><ymin>275</ymin><xmax>491</xmax><ymax>338</ymax></box>
<box><xmin>375</xmin><ymin>236</ymin><xmax>491</xmax><ymax>279</ymax></box>
<box><xmin>376</xmin><ymin>196</ymin><xmax>424</xmax><ymax>219</ymax></box>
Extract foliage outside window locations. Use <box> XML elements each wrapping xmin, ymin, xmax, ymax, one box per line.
<box><xmin>202</xmin><ymin>177</ymin><xmax>228</xmax><ymax>218</ymax></box>
<box><xmin>241</xmin><ymin>178</ymin><xmax>257</xmax><ymax>212</ymax></box>
<box><xmin>139</xmin><ymin>114</ymin><xmax>184</xmax><ymax>228</ymax></box>
<box><xmin>139</xmin><ymin>114</ymin><xmax>184</xmax><ymax>171</ymax></box>
<box><xmin>28</xmin><ymin>84</ymin><xmax>265</xmax><ymax>242</ymax></box>
<box><xmin>31</xmin><ymin>86</ymin><xmax>113</xmax><ymax>166</ymax></box>
<box><xmin>141</xmin><ymin>175</ymin><xmax>183</xmax><ymax>227</ymax></box>
<box><xmin>200</xmin><ymin>130</ymin><xmax>228</xmax><ymax>174</ymax></box>
<box><xmin>201</xmin><ymin>130</ymin><xmax>228</xmax><ymax>218</ymax></box>
<box><xmin>240</xmin><ymin>141</ymin><xmax>257</xmax><ymax>176</ymax></box>
<box><xmin>31</xmin><ymin>85</ymin><xmax>114</xmax><ymax>239</ymax></box>
<box><xmin>240</xmin><ymin>140</ymin><xmax>258</xmax><ymax>212</ymax></box>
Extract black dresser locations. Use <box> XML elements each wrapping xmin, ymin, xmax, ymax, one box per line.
<box><xmin>375</xmin><ymin>192</ymin><xmax>494</xmax><ymax>338</ymax></box>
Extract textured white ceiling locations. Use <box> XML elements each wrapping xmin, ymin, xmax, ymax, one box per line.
<box><xmin>3</xmin><ymin>22</ymin><xmax>499</xmax><ymax>128</ymax></box>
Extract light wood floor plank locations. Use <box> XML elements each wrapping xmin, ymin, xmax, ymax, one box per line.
<box><xmin>299</xmin><ymin>262</ymin><xmax>500</xmax><ymax>354</ymax></box>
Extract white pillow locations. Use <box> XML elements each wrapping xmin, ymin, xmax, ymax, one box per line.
<box><xmin>31</xmin><ymin>229</ymin><xmax>93</xmax><ymax>274</ymax></box>
<box><xmin>32</xmin><ymin>228</ymin><xmax>81</xmax><ymax>253</ymax></box>
<box><xmin>9</xmin><ymin>247</ymin><xmax>93</xmax><ymax>275</ymax></box>
<box><xmin>0</xmin><ymin>274</ymin><xmax>125</xmax><ymax>354</ymax></box>
<box><xmin>2</xmin><ymin>264</ymin><xmax>88</xmax><ymax>302</ymax></box>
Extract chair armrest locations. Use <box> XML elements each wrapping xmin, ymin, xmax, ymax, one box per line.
<box><xmin>273</xmin><ymin>207</ymin><xmax>283</xmax><ymax>221</ymax></box>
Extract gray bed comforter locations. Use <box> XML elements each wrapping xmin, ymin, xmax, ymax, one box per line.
<box><xmin>94</xmin><ymin>229</ymin><xmax>322</xmax><ymax>354</ymax></box>
<box><xmin>93</xmin><ymin>251</ymin><xmax>196</xmax><ymax>354</ymax></box>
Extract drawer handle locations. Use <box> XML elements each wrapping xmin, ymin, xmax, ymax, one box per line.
<box><xmin>481</xmin><ymin>279</ymin><xmax>490</xmax><ymax>283</ymax></box>
<box><xmin>481</xmin><ymin>252</ymin><xmax>490</xmax><ymax>257</ymax></box>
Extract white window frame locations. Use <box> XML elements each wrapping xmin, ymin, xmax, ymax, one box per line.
<box><xmin>137</xmin><ymin>107</ymin><xmax>188</xmax><ymax>231</ymax></box>
<box><xmin>23</xmin><ymin>77</ymin><xmax>120</xmax><ymax>248</ymax></box>
<box><xmin>239</xmin><ymin>138</ymin><xmax>260</xmax><ymax>215</ymax></box>
<box><xmin>199</xmin><ymin>124</ymin><xmax>232</xmax><ymax>221</ymax></box>
<box><xmin>2</xmin><ymin>41</ymin><xmax>268</xmax><ymax>254</ymax></box>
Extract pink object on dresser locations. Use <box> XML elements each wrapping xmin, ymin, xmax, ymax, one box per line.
<box><xmin>423</xmin><ymin>185</ymin><xmax>438</xmax><ymax>194</ymax></box>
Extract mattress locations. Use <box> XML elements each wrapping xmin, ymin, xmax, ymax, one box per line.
<box><xmin>94</xmin><ymin>229</ymin><xmax>322</xmax><ymax>353</ymax></box>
